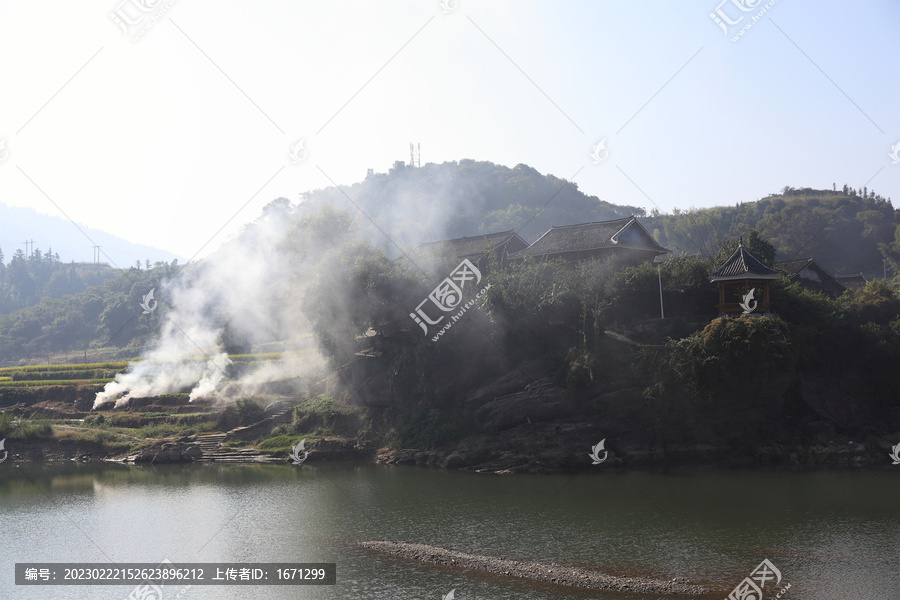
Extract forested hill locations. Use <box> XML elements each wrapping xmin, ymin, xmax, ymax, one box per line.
<box><xmin>300</xmin><ymin>163</ymin><xmax>896</xmax><ymax>277</ymax></box>
<box><xmin>644</xmin><ymin>186</ymin><xmax>898</xmax><ymax>278</ymax></box>
<box><xmin>298</xmin><ymin>160</ymin><xmax>644</xmax><ymax>246</ymax></box>
<box><xmin>1</xmin><ymin>160</ymin><xmax>899</xmax><ymax>361</ymax></box>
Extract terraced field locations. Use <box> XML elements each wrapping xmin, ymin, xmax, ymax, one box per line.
<box><xmin>0</xmin><ymin>351</ymin><xmax>320</xmax><ymax>389</ymax></box>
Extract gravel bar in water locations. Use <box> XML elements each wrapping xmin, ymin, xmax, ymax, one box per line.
<box><xmin>359</xmin><ymin>540</ymin><xmax>709</xmax><ymax>595</ymax></box>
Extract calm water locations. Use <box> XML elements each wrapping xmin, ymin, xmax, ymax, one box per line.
<box><xmin>1</xmin><ymin>462</ymin><xmax>897</xmax><ymax>600</ymax></box>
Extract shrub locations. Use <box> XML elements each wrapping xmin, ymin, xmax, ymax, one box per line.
<box><xmin>216</xmin><ymin>398</ymin><xmax>265</xmax><ymax>431</ymax></box>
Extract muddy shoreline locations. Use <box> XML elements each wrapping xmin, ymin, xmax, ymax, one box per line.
<box><xmin>358</xmin><ymin>540</ymin><xmax>710</xmax><ymax>595</ymax></box>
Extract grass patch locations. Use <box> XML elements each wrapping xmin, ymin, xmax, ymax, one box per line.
<box><xmin>53</xmin><ymin>428</ymin><xmax>133</xmax><ymax>453</ymax></box>
<box><xmin>256</xmin><ymin>434</ymin><xmax>305</xmax><ymax>455</ymax></box>
<box><xmin>0</xmin><ymin>413</ymin><xmax>54</xmax><ymax>441</ymax></box>
<box><xmin>0</xmin><ymin>379</ymin><xmax>113</xmax><ymax>387</ymax></box>
<box><xmin>0</xmin><ymin>361</ymin><xmax>129</xmax><ymax>374</ymax></box>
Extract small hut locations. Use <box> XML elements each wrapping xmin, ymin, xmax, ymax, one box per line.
<box><xmin>709</xmin><ymin>239</ymin><xmax>779</xmax><ymax>316</ymax></box>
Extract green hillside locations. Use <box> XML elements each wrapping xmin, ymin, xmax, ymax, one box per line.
<box><xmin>645</xmin><ymin>186</ymin><xmax>898</xmax><ymax>278</ymax></box>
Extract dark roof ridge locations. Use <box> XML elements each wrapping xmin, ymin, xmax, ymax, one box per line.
<box><xmin>710</xmin><ymin>243</ymin><xmax>779</xmax><ymax>279</ymax></box>
<box><xmin>547</xmin><ymin>215</ymin><xmax>635</xmax><ymax>230</ymax></box>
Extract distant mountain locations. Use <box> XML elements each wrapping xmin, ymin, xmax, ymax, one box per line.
<box><xmin>0</xmin><ymin>202</ymin><xmax>183</xmax><ymax>267</ymax></box>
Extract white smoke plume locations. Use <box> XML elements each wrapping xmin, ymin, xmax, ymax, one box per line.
<box><xmin>93</xmin><ymin>199</ymin><xmax>317</xmax><ymax>409</ymax></box>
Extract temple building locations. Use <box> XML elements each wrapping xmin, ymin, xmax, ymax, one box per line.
<box><xmin>417</xmin><ymin>230</ymin><xmax>528</xmax><ymax>272</ymax></box>
<box><xmin>776</xmin><ymin>258</ymin><xmax>846</xmax><ymax>297</ymax></box>
<box><xmin>835</xmin><ymin>272</ymin><xmax>868</xmax><ymax>291</ymax></box>
<box><xmin>509</xmin><ymin>216</ymin><xmax>669</xmax><ymax>266</ymax></box>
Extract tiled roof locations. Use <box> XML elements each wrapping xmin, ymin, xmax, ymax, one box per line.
<box><xmin>835</xmin><ymin>273</ymin><xmax>867</xmax><ymax>290</ymax></box>
<box><xmin>775</xmin><ymin>258</ymin><xmax>845</xmax><ymax>294</ymax></box>
<box><xmin>775</xmin><ymin>258</ymin><xmax>817</xmax><ymax>276</ymax></box>
<box><xmin>710</xmin><ymin>244</ymin><xmax>779</xmax><ymax>280</ymax></box>
<box><xmin>421</xmin><ymin>230</ymin><xmax>524</xmax><ymax>259</ymax></box>
<box><xmin>515</xmin><ymin>216</ymin><xmax>668</xmax><ymax>257</ymax></box>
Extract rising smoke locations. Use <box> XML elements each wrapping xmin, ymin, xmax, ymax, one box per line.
<box><xmin>92</xmin><ymin>161</ymin><xmax>595</xmax><ymax>409</ymax></box>
<box><xmin>93</xmin><ymin>199</ymin><xmax>320</xmax><ymax>409</ymax></box>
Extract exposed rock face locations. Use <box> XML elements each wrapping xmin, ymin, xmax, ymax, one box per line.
<box><xmin>474</xmin><ymin>379</ymin><xmax>575</xmax><ymax>431</ymax></box>
<box><xmin>131</xmin><ymin>442</ymin><xmax>203</xmax><ymax>463</ymax></box>
<box><xmin>304</xmin><ymin>438</ymin><xmax>368</xmax><ymax>461</ymax></box>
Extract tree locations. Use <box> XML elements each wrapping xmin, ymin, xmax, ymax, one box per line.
<box><xmin>713</xmin><ymin>229</ymin><xmax>776</xmax><ymax>267</ymax></box>
<box><xmin>879</xmin><ymin>223</ymin><xmax>900</xmax><ymax>284</ymax></box>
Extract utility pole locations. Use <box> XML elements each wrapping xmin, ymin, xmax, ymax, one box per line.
<box><xmin>23</xmin><ymin>239</ymin><xmax>34</xmax><ymax>257</ymax></box>
<box><xmin>657</xmin><ymin>261</ymin><xmax>664</xmax><ymax>319</ymax></box>
<box><xmin>654</xmin><ymin>255</ymin><xmax>665</xmax><ymax>319</ymax></box>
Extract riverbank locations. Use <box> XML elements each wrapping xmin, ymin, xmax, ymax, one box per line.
<box><xmin>2</xmin><ymin>377</ymin><xmax>896</xmax><ymax>471</ymax></box>
<box><xmin>3</xmin><ymin>433</ymin><xmax>893</xmax><ymax>473</ymax></box>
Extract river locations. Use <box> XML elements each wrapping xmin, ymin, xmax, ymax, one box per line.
<box><xmin>1</xmin><ymin>462</ymin><xmax>897</xmax><ymax>599</ymax></box>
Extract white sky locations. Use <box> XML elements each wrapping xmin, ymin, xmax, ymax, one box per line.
<box><xmin>0</xmin><ymin>0</ymin><xmax>898</xmax><ymax>263</ymax></box>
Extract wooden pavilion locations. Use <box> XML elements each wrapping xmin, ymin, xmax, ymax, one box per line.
<box><xmin>709</xmin><ymin>239</ymin><xmax>779</xmax><ymax>316</ymax></box>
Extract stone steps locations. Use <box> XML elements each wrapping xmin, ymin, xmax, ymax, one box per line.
<box><xmin>192</xmin><ymin>398</ymin><xmax>304</xmax><ymax>462</ymax></box>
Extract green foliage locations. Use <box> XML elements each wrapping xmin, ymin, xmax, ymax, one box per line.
<box><xmin>0</xmin><ymin>413</ymin><xmax>54</xmax><ymax>441</ymax></box>
<box><xmin>385</xmin><ymin>406</ymin><xmax>466</xmax><ymax>449</ymax></box>
<box><xmin>878</xmin><ymin>223</ymin><xmax>900</xmax><ymax>285</ymax></box>
<box><xmin>838</xmin><ymin>279</ymin><xmax>900</xmax><ymax>325</ymax></box>
<box><xmin>713</xmin><ymin>229</ymin><xmax>776</xmax><ymax>267</ymax></box>
<box><xmin>0</xmin><ymin>379</ymin><xmax>111</xmax><ymax>387</ymax></box>
<box><xmin>9</xmin><ymin>368</ymin><xmax>118</xmax><ymax>381</ymax></box>
<box><xmin>0</xmin><ymin>259</ymin><xmax>181</xmax><ymax>358</ymax></box>
<box><xmin>256</xmin><ymin>434</ymin><xmax>303</xmax><ymax>454</ymax></box>
<box><xmin>53</xmin><ymin>427</ymin><xmax>133</xmax><ymax>453</ymax></box>
<box><xmin>0</xmin><ymin>362</ymin><xmax>129</xmax><ymax>373</ymax></box>
<box><xmin>296</xmin><ymin>395</ymin><xmax>338</xmax><ymax>422</ymax></box>
<box><xmin>83</xmin><ymin>414</ymin><xmax>105</xmax><ymax>426</ymax></box>
<box><xmin>646</xmin><ymin>188</ymin><xmax>898</xmax><ymax>276</ymax></box>
<box><xmin>639</xmin><ymin>316</ymin><xmax>790</xmax><ymax>409</ymax></box>
<box><xmin>216</xmin><ymin>398</ymin><xmax>266</xmax><ymax>431</ymax></box>
<box><xmin>299</xmin><ymin>160</ymin><xmax>641</xmax><ymax>245</ymax></box>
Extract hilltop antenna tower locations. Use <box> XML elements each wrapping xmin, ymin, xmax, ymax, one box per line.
<box><xmin>409</xmin><ymin>142</ymin><xmax>420</xmax><ymax>168</ymax></box>
<box><xmin>93</xmin><ymin>245</ymin><xmax>101</xmax><ymax>263</ymax></box>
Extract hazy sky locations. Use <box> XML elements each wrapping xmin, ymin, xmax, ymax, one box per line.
<box><xmin>0</xmin><ymin>0</ymin><xmax>897</xmax><ymax>264</ymax></box>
